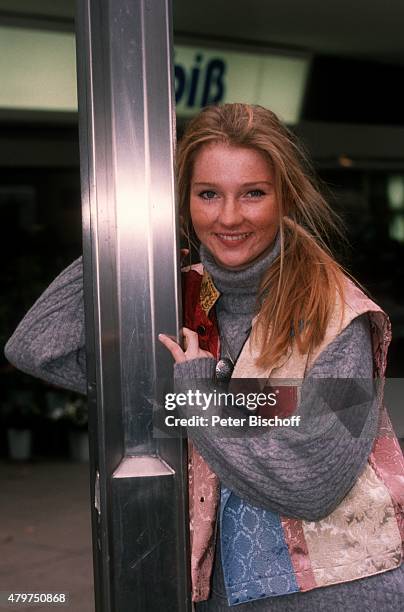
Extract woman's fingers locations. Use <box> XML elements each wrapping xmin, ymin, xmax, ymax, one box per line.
<box><xmin>181</xmin><ymin>327</ymin><xmax>199</xmax><ymax>354</ymax></box>
<box><xmin>159</xmin><ymin>327</ymin><xmax>214</xmax><ymax>362</ymax></box>
<box><xmin>158</xmin><ymin>334</ymin><xmax>186</xmax><ymax>363</ymax></box>
<box><xmin>182</xmin><ymin>328</ymin><xmax>214</xmax><ymax>359</ymax></box>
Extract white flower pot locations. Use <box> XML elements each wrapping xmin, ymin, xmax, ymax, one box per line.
<box><xmin>68</xmin><ymin>430</ymin><xmax>89</xmax><ymax>462</ymax></box>
<box><xmin>7</xmin><ymin>428</ymin><xmax>32</xmax><ymax>461</ymax></box>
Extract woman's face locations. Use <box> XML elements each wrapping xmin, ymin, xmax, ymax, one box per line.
<box><xmin>190</xmin><ymin>142</ymin><xmax>279</xmax><ymax>269</ymax></box>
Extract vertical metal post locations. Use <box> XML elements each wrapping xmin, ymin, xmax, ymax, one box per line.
<box><xmin>75</xmin><ymin>1</ymin><xmax>191</xmax><ymax>610</ymax></box>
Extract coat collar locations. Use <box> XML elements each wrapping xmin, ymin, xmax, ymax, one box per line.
<box><xmin>199</xmin><ymin>269</ymin><xmax>220</xmax><ymax>316</ymax></box>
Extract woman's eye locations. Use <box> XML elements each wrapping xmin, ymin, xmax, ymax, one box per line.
<box><xmin>246</xmin><ymin>189</ymin><xmax>265</xmax><ymax>198</ymax></box>
<box><xmin>199</xmin><ymin>190</ymin><xmax>217</xmax><ymax>200</ymax></box>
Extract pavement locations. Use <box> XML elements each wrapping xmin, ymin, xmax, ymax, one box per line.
<box><xmin>0</xmin><ymin>460</ymin><xmax>94</xmax><ymax>612</ymax></box>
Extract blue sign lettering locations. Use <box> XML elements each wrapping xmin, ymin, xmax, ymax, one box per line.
<box><xmin>201</xmin><ymin>58</ymin><xmax>225</xmax><ymax>106</ymax></box>
<box><xmin>174</xmin><ymin>53</ymin><xmax>226</xmax><ymax>108</ymax></box>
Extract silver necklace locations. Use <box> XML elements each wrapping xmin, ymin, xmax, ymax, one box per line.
<box><xmin>215</xmin><ymin>329</ymin><xmax>250</xmax><ymax>382</ymax></box>
<box><xmin>215</xmin><ymin>354</ymin><xmax>234</xmax><ymax>382</ymax></box>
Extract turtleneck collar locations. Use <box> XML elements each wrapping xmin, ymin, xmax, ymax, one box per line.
<box><xmin>199</xmin><ymin>232</ymin><xmax>281</xmax><ymax>315</ymax></box>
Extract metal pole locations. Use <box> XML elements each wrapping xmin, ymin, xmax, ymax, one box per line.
<box><xmin>75</xmin><ymin>1</ymin><xmax>191</xmax><ymax>610</ymax></box>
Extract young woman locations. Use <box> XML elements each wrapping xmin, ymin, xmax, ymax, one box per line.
<box><xmin>5</xmin><ymin>104</ymin><xmax>404</xmax><ymax>610</ymax></box>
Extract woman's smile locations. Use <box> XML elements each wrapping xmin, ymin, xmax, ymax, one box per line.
<box><xmin>190</xmin><ymin>142</ymin><xmax>279</xmax><ymax>269</ymax></box>
<box><xmin>214</xmin><ymin>232</ymin><xmax>252</xmax><ymax>244</ymax></box>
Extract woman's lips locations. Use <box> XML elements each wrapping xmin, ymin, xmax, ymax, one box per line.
<box><xmin>214</xmin><ymin>232</ymin><xmax>252</xmax><ymax>246</ymax></box>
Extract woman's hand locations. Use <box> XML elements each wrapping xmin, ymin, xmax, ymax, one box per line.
<box><xmin>158</xmin><ymin>327</ymin><xmax>214</xmax><ymax>364</ymax></box>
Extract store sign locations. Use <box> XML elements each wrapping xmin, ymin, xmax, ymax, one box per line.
<box><xmin>0</xmin><ymin>27</ymin><xmax>309</xmax><ymax>124</ymax></box>
<box><xmin>174</xmin><ymin>46</ymin><xmax>309</xmax><ymax>124</ymax></box>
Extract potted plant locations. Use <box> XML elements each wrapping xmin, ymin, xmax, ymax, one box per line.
<box><xmin>66</xmin><ymin>396</ymin><xmax>89</xmax><ymax>462</ymax></box>
<box><xmin>1</xmin><ymin>389</ymin><xmax>39</xmax><ymax>460</ymax></box>
<box><xmin>45</xmin><ymin>391</ymin><xmax>89</xmax><ymax>462</ymax></box>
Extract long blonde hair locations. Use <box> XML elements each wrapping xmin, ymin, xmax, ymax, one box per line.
<box><xmin>177</xmin><ymin>103</ymin><xmax>346</xmax><ymax>367</ymax></box>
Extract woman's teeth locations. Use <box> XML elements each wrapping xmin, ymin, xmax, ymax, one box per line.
<box><xmin>217</xmin><ymin>233</ymin><xmax>251</xmax><ymax>241</ymax></box>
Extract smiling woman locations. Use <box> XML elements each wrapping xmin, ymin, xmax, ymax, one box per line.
<box><xmin>189</xmin><ymin>143</ymin><xmax>279</xmax><ymax>269</ymax></box>
<box><xmin>159</xmin><ymin>104</ymin><xmax>404</xmax><ymax>610</ymax></box>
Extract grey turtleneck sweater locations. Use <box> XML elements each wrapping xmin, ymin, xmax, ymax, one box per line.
<box><xmin>201</xmin><ymin>239</ymin><xmax>279</xmax><ymax>365</ymax></box>
<box><xmin>4</xmin><ymin>251</ymin><xmax>404</xmax><ymax>611</ymax></box>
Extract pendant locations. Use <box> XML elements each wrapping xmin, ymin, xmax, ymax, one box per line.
<box><xmin>215</xmin><ymin>357</ymin><xmax>234</xmax><ymax>382</ymax></box>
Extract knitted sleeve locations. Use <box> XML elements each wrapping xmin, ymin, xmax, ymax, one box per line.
<box><xmin>173</xmin><ymin>314</ymin><xmax>379</xmax><ymax>521</ymax></box>
<box><xmin>4</xmin><ymin>257</ymin><xmax>87</xmax><ymax>395</ymax></box>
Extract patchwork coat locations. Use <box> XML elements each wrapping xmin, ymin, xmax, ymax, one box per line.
<box><xmin>182</xmin><ymin>265</ymin><xmax>404</xmax><ymax>605</ymax></box>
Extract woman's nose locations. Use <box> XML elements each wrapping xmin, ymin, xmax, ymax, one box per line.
<box><xmin>218</xmin><ymin>198</ymin><xmax>244</xmax><ymax>226</ymax></box>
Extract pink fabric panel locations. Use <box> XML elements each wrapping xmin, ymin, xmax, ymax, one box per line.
<box><xmin>369</xmin><ymin>408</ymin><xmax>404</xmax><ymax>547</ymax></box>
<box><xmin>188</xmin><ymin>441</ymin><xmax>220</xmax><ymax>602</ymax></box>
<box><xmin>280</xmin><ymin>516</ymin><xmax>317</xmax><ymax>591</ymax></box>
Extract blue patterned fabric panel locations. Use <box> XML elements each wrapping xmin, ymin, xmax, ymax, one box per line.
<box><xmin>220</xmin><ymin>486</ymin><xmax>300</xmax><ymax>606</ymax></box>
